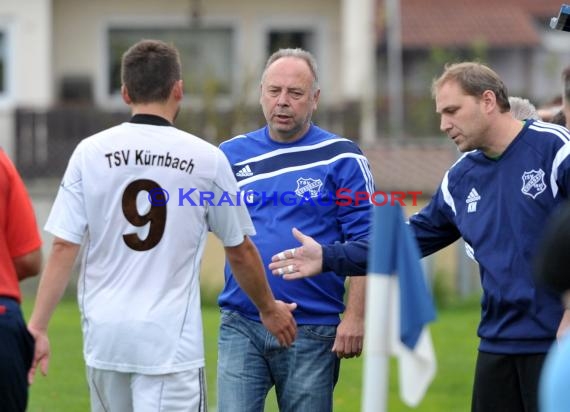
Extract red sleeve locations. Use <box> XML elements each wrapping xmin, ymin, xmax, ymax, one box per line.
<box><xmin>0</xmin><ymin>151</ymin><xmax>42</xmax><ymax>257</ymax></box>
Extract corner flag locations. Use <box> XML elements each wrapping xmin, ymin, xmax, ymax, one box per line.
<box><xmin>362</xmin><ymin>204</ymin><xmax>437</xmax><ymax>411</ymax></box>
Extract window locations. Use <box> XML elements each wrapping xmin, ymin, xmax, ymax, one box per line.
<box><xmin>108</xmin><ymin>27</ymin><xmax>233</xmax><ymax>96</ymax></box>
<box><xmin>268</xmin><ymin>30</ymin><xmax>314</xmax><ymax>56</ymax></box>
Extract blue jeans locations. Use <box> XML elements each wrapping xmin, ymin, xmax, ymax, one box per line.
<box><xmin>217</xmin><ymin>310</ymin><xmax>340</xmax><ymax>412</ymax></box>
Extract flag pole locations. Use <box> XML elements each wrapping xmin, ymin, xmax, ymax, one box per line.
<box><xmin>362</xmin><ymin>273</ymin><xmax>392</xmax><ymax>412</ymax></box>
<box><xmin>361</xmin><ymin>204</ymin><xmax>437</xmax><ymax>410</ymax></box>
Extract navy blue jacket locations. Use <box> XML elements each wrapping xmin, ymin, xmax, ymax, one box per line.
<box><xmin>325</xmin><ymin>120</ymin><xmax>570</xmax><ymax>355</ymax></box>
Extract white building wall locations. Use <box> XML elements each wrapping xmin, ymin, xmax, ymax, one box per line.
<box><xmin>0</xmin><ymin>0</ymin><xmax>52</xmax><ymax>156</ymax></box>
<box><xmin>53</xmin><ymin>0</ymin><xmax>342</xmax><ymax>107</ymax></box>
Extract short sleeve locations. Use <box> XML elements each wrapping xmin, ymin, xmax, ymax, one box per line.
<box><xmin>1</xmin><ymin>151</ymin><xmax>42</xmax><ymax>257</ymax></box>
<box><xmin>44</xmin><ymin>143</ymin><xmax>88</xmax><ymax>244</ymax></box>
<box><xmin>207</xmin><ymin>149</ymin><xmax>256</xmax><ymax>247</ymax></box>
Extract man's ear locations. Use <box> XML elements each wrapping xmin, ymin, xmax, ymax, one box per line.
<box><xmin>312</xmin><ymin>88</ymin><xmax>321</xmax><ymax>111</ymax></box>
<box><xmin>121</xmin><ymin>85</ymin><xmax>132</xmax><ymax>104</ymax></box>
<box><xmin>481</xmin><ymin>89</ymin><xmax>497</xmax><ymax>114</ymax></box>
<box><xmin>172</xmin><ymin>80</ymin><xmax>183</xmax><ymax>101</ymax></box>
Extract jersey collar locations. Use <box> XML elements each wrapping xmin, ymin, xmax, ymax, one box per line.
<box><xmin>129</xmin><ymin>114</ymin><xmax>172</xmax><ymax>126</ymax></box>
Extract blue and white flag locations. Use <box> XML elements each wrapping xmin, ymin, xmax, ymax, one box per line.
<box><xmin>362</xmin><ymin>203</ymin><xmax>437</xmax><ymax>411</ymax></box>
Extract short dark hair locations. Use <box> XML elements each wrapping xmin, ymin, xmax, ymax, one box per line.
<box><xmin>432</xmin><ymin>62</ymin><xmax>511</xmax><ymax>113</ymax></box>
<box><xmin>121</xmin><ymin>39</ymin><xmax>181</xmax><ymax>104</ymax></box>
<box><xmin>551</xmin><ymin>110</ymin><xmax>566</xmax><ymax>126</ymax></box>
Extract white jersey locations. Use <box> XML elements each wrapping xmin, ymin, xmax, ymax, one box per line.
<box><xmin>45</xmin><ymin>116</ymin><xmax>255</xmax><ymax>374</ymax></box>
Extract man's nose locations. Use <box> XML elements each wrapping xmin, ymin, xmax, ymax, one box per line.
<box><xmin>276</xmin><ymin>91</ymin><xmax>290</xmax><ymax>106</ymax></box>
<box><xmin>440</xmin><ymin>115</ymin><xmax>451</xmax><ymax>133</ymax></box>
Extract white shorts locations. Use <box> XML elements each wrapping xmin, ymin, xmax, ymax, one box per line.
<box><xmin>87</xmin><ymin>367</ymin><xmax>207</xmax><ymax>412</ymax></box>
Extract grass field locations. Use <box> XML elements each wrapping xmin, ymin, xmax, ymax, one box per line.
<box><xmin>22</xmin><ymin>297</ymin><xmax>480</xmax><ymax>411</ymax></box>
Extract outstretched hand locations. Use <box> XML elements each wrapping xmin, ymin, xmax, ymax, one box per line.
<box><xmin>268</xmin><ymin>228</ymin><xmax>324</xmax><ymax>279</ymax></box>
